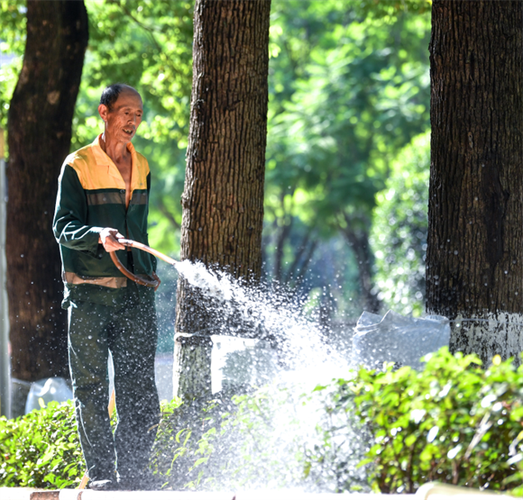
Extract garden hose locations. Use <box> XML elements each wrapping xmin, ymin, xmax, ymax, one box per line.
<box><xmin>109</xmin><ymin>239</ymin><xmax>180</xmax><ymax>289</ymax></box>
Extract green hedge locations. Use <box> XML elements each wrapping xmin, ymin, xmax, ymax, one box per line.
<box><xmin>0</xmin><ymin>401</ymin><xmax>82</xmax><ymax>488</ymax></box>
<box><xmin>3</xmin><ymin>348</ymin><xmax>523</xmax><ymax>494</ymax></box>
<box><xmin>339</xmin><ymin>348</ymin><xmax>523</xmax><ymax>494</ymax></box>
<box><xmin>150</xmin><ymin>388</ymin><xmax>320</xmax><ymax>491</ymax></box>
<box><xmin>152</xmin><ymin>347</ymin><xmax>523</xmax><ymax>494</ymax></box>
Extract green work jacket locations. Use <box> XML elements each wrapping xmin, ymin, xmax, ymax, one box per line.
<box><xmin>53</xmin><ymin>135</ymin><xmax>157</xmax><ymax>308</ymax></box>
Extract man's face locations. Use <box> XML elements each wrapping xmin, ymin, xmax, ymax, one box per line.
<box><xmin>98</xmin><ymin>89</ymin><xmax>143</xmax><ymax>144</ymax></box>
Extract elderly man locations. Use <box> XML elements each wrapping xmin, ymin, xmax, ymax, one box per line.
<box><xmin>53</xmin><ymin>84</ymin><xmax>160</xmax><ymax>491</ymax></box>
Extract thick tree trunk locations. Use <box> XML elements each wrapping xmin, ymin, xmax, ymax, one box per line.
<box><xmin>7</xmin><ymin>1</ymin><xmax>88</xmax><ymax>393</ymax></box>
<box><xmin>427</xmin><ymin>1</ymin><xmax>523</xmax><ymax>364</ymax></box>
<box><xmin>174</xmin><ymin>0</ymin><xmax>271</xmax><ymax>400</ymax></box>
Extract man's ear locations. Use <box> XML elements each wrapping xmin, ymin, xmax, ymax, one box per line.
<box><xmin>98</xmin><ymin>103</ymin><xmax>108</xmax><ymax>121</ymax></box>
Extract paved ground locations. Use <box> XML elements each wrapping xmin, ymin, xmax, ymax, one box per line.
<box><xmin>0</xmin><ymin>484</ymin><xmax>516</xmax><ymax>500</ymax></box>
<box><xmin>0</xmin><ymin>489</ymin><xmax>353</xmax><ymax>500</ymax></box>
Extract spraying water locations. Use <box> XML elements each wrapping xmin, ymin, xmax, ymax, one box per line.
<box><xmin>154</xmin><ymin>259</ymin><xmax>368</xmax><ymax>492</ymax></box>
<box><xmin>152</xmin><ymin>258</ymin><xmax>450</xmax><ymax>492</ymax></box>
<box><xmin>174</xmin><ymin>259</ymin><xmax>351</xmax><ymax>383</ymax></box>
<box><xmin>115</xmin><ymin>242</ymin><xmax>448</xmax><ymax>491</ymax></box>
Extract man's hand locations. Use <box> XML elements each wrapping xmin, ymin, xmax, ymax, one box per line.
<box><xmin>99</xmin><ymin>228</ymin><xmax>125</xmax><ymax>252</ymax></box>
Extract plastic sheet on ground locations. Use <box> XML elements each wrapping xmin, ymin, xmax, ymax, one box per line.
<box><xmin>351</xmin><ymin>310</ymin><xmax>450</xmax><ymax>371</ymax></box>
<box><xmin>25</xmin><ymin>377</ymin><xmax>73</xmax><ymax>413</ymax></box>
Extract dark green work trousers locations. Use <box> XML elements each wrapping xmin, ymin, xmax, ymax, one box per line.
<box><xmin>67</xmin><ymin>284</ymin><xmax>160</xmax><ymax>482</ymax></box>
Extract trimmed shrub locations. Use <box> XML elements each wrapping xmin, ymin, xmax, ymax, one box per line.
<box><xmin>315</xmin><ymin>347</ymin><xmax>523</xmax><ymax>494</ymax></box>
<box><xmin>0</xmin><ymin>400</ymin><xmax>82</xmax><ymax>488</ymax></box>
<box><xmin>150</xmin><ymin>388</ymin><xmax>329</xmax><ymax>491</ymax></box>
<box><xmin>5</xmin><ymin>347</ymin><xmax>523</xmax><ymax>495</ymax></box>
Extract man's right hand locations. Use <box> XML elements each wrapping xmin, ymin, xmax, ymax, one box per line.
<box><xmin>99</xmin><ymin>228</ymin><xmax>126</xmax><ymax>252</ymax></box>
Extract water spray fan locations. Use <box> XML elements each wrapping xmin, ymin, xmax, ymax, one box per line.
<box><xmin>109</xmin><ymin>238</ymin><xmax>179</xmax><ymax>288</ymax></box>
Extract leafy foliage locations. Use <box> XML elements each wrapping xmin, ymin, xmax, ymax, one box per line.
<box><xmin>5</xmin><ymin>350</ymin><xmax>523</xmax><ymax>495</ymax></box>
<box><xmin>263</xmin><ymin>0</ymin><xmax>430</xmax><ymax>308</ymax></box>
<box><xmin>0</xmin><ymin>401</ymin><xmax>82</xmax><ymax>489</ymax></box>
<box><xmin>0</xmin><ymin>0</ymin><xmax>25</xmax><ymax>129</ymax></box>
<box><xmin>151</xmin><ymin>388</ymin><xmax>320</xmax><ymax>491</ymax></box>
<box><xmin>267</xmin><ymin>4</ymin><xmax>430</xmax><ymax>223</ymax></box>
<box><xmin>371</xmin><ymin>131</ymin><xmax>430</xmax><ymax>316</ymax></box>
<box><xmin>0</xmin><ymin>0</ymin><xmax>433</xmax><ymax>313</ymax></box>
<box><xmin>356</xmin><ymin>0</ymin><xmax>432</xmax><ymax>18</ymax></box>
<box><xmin>341</xmin><ymin>348</ymin><xmax>523</xmax><ymax>493</ymax></box>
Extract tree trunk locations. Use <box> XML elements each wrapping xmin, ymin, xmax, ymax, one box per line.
<box><xmin>174</xmin><ymin>0</ymin><xmax>271</xmax><ymax>400</ymax></box>
<box><xmin>341</xmin><ymin>212</ymin><xmax>381</xmax><ymax>314</ymax></box>
<box><xmin>427</xmin><ymin>1</ymin><xmax>523</xmax><ymax>364</ymax></box>
<box><xmin>7</xmin><ymin>1</ymin><xmax>88</xmax><ymax>399</ymax></box>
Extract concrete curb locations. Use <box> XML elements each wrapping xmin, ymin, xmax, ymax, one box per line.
<box><xmin>0</xmin><ymin>485</ymin><xmax>517</xmax><ymax>500</ymax></box>
<box><xmin>1</xmin><ymin>491</ymin><xmax>402</xmax><ymax>500</ymax></box>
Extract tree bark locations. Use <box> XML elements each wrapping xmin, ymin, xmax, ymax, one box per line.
<box><xmin>427</xmin><ymin>1</ymin><xmax>523</xmax><ymax>364</ymax></box>
<box><xmin>7</xmin><ymin>1</ymin><xmax>88</xmax><ymax>388</ymax></box>
<box><xmin>174</xmin><ymin>0</ymin><xmax>271</xmax><ymax>400</ymax></box>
